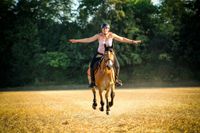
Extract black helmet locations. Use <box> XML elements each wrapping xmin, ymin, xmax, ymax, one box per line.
<box><xmin>101</xmin><ymin>23</ymin><xmax>110</xmax><ymax>29</ymax></box>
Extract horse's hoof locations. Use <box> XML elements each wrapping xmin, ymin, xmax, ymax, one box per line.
<box><xmin>92</xmin><ymin>105</ymin><xmax>96</xmax><ymax>110</ymax></box>
<box><xmin>109</xmin><ymin>102</ymin><xmax>113</xmax><ymax>107</ymax></box>
<box><xmin>106</xmin><ymin>111</ymin><xmax>109</xmax><ymax>115</ymax></box>
<box><xmin>92</xmin><ymin>103</ymin><xmax>97</xmax><ymax>110</ymax></box>
<box><xmin>99</xmin><ymin>107</ymin><xmax>104</xmax><ymax>112</ymax></box>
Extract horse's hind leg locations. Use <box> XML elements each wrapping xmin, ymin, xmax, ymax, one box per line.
<box><xmin>105</xmin><ymin>88</ymin><xmax>110</xmax><ymax>115</ymax></box>
<box><xmin>99</xmin><ymin>89</ymin><xmax>104</xmax><ymax>112</ymax></box>
<box><xmin>92</xmin><ymin>88</ymin><xmax>97</xmax><ymax>110</ymax></box>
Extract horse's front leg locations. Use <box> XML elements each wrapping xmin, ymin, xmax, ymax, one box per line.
<box><xmin>105</xmin><ymin>88</ymin><xmax>110</xmax><ymax>115</ymax></box>
<box><xmin>92</xmin><ymin>87</ymin><xmax>97</xmax><ymax>110</ymax></box>
<box><xmin>109</xmin><ymin>85</ymin><xmax>115</xmax><ymax>107</ymax></box>
<box><xmin>99</xmin><ymin>88</ymin><xmax>104</xmax><ymax>112</ymax></box>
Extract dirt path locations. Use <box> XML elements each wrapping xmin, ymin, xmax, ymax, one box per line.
<box><xmin>0</xmin><ymin>87</ymin><xmax>200</xmax><ymax>132</ymax></box>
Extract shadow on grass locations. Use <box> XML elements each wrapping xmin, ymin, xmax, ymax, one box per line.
<box><xmin>0</xmin><ymin>81</ymin><xmax>200</xmax><ymax>92</ymax></box>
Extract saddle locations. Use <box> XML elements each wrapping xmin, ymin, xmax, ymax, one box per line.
<box><xmin>87</xmin><ymin>54</ymin><xmax>103</xmax><ymax>76</ymax></box>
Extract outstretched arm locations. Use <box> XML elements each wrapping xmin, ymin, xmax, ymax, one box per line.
<box><xmin>112</xmin><ymin>33</ymin><xmax>142</xmax><ymax>44</ymax></box>
<box><xmin>69</xmin><ymin>34</ymin><xmax>99</xmax><ymax>43</ymax></box>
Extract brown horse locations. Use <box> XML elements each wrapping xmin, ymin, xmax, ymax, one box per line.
<box><xmin>88</xmin><ymin>47</ymin><xmax>116</xmax><ymax>115</ymax></box>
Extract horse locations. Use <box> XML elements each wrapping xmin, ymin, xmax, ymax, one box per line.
<box><xmin>88</xmin><ymin>47</ymin><xmax>116</xmax><ymax>115</ymax></box>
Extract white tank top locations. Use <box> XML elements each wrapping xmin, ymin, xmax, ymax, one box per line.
<box><xmin>97</xmin><ymin>37</ymin><xmax>113</xmax><ymax>54</ymax></box>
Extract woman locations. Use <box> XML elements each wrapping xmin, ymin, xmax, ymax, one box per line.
<box><xmin>69</xmin><ymin>23</ymin><xmax>142</xmax><ymax>88</ymax></box>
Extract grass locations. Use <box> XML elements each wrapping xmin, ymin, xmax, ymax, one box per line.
<box><xmin>0</xmin><ymin>87</ymin><xmax>200</xmax><ymax>133</ymax></box>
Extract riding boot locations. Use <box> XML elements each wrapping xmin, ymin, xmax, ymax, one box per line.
<box><xmin>89</xmin><ymin>67</ymin><xmax>96</xmax><ymax>88</ymax></box>
<box><xmin>113</xmin><ymin>53</ymin><xmax>122</xmax><ymax>87</ymax></box>
<box><xmin>115</xmin><ymin>67</ymin><xmax>123</xmax><ymax>87</ymax></box>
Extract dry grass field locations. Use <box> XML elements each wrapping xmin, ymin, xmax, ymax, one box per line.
<box><xmin>0</xmin><ymin>87</ymin><xmax>200</xmax><ymax>133</ymax></box>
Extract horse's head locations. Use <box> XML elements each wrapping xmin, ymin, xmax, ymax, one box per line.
<box><xmin>103</xmin><ymin>47</ymin><xmax>115</xmax><ymax>70</ymax></box>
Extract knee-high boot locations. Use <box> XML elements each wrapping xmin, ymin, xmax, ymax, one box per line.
<box><xmin>115</xmin><ymin>65</ymin><xmax>123</xmax><ymax>87</ymax></box>
<box><xmin>114</xmin><ymin>54</ymin><xmax>123</xmax><ymax>87</ymax></box>
<box><xmin>89</xmin><ymin>66</ymin><xmax>96</xmax><ymax>88</ymax></box>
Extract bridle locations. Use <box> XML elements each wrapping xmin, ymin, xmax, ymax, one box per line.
<box><xmin>103</xmin><ymin>48</ymin><xmax>115</xmax><ymax>70</ymax></box>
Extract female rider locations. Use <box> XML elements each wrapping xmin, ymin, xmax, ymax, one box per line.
<box><xmin>69</xmin><ymin>23</ymin><xmax>142</xmax><ymax>88</ymax></box>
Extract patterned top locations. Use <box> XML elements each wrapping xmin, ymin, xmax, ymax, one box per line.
<box><xmin>98</xmin><ymin>37</ymin><xmax>113</xmax><ymax>54</ymax></box>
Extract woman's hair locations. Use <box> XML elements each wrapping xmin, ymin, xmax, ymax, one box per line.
<box><xmin>101</xmin><ymin>23</ymin><xmax>110</xmax><ymax>29</ymax></box>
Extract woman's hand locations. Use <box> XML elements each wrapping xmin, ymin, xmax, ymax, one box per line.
<box><xmin>69</xmin><ymin>39</ymin><xmax>79</xmax><ymax>43</ymax></box>
<box><xmin>133</xmin><ymin>40</ymin><xmax>142</xmax><ymax>45</ymax></box>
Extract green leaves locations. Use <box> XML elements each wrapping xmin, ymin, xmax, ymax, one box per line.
<box><xmin>1</xmin><ymin>0</ymin><xmax>199</xmax><ymax>87</ymax></box>
<box><xmin>38</xmin><ymin>52</ymin><xmax>70</xmax><ymax>69</ymax></box>
<box><xmin>159</xmin><ymin>53</ymin><xmax>171</xmax><ymax>61</ymax></box>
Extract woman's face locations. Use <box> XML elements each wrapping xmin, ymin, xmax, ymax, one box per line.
<box><xmin>102</xmin><ymin>27</ymin><xmax>110</xmax><ymax>35</ymax></box>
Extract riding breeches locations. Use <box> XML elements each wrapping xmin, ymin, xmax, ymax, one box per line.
<box><xmin>90</xmin><ymin>53</ymin><xmax>103</xmax><ymax>82</ymax></box>
<box><xmin>113</xmin><ymin>53</ymin><xmax>120</xmax><ymax>79</ymax></box>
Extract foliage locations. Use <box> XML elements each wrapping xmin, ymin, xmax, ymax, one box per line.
<box><xmin>38</xmin><ymin>52</ymin><xmax>70</xmax><ymax>69</ymax></box>
<box><xmin>0</xmin><ymin>0</ymin><xmax>199</xmax><ymax>87</ymax></box>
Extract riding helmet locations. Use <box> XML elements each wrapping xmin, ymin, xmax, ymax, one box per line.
<box><xmin>101</xmin><ymin>23</ymin><xmax>110</xmax><ymax>29</ymax></box>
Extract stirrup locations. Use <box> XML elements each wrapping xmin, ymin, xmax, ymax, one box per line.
<box><xmin>89</xmin><ymin>82</ymin><xmax>96</xmax><ymax>88</ymax></box>
<box><xmin>115</xmin><ymin>79</ymin><xmax>123</xmax><ymax>87</ymax></box>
